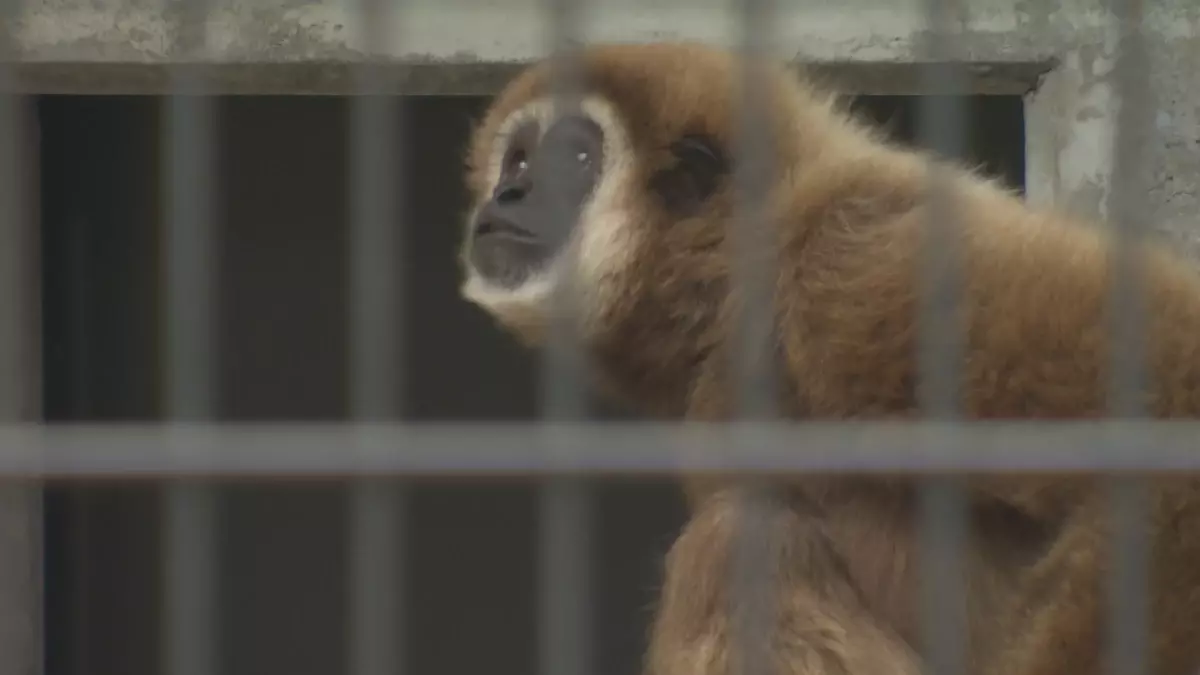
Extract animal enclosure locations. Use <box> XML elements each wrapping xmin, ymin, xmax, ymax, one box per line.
<box><xmin>0</xmin><ymin>1</ymin><xmax>1197</xmax><ymax>675</ymax></box>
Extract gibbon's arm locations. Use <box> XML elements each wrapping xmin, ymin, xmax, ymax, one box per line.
<box><xmin>984</xmin><ymin>482</ymin><xmax>1200</xmax><ymax>675</ymax></box>
<box><xmin>646</xmin><ymin>487</ymin><xmax>924</xmax><ymax>675</ymax></box>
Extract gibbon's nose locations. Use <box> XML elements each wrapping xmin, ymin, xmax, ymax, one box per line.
<box><xmin>493</xmin><ymin>174</ymin><xmax>531</xmax><ymax>204</ymax></box>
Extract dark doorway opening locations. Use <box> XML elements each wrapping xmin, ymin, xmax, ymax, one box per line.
<box><xmin>38</xmin><ymin>93</ymin><xmax>1024</xmax><ymax>675</ymax></box>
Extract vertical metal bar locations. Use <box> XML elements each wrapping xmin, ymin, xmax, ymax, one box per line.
<box><xmin>917</xmin><ymin>478</ymin><xmax>967</xmax><ymax>675</ymax></box>
<box><xmin>0</xmin><ymin>0</ymin><xmax>33</xmax><ymax>424</ymax></box>
<box><xmin>539</xmin><ymin>0</ymin><xmax>586</xmax><ymax>421</ymax></box>
<box><xmin>0</xmin><ymin>0</ymin><xmax>43</xmax><ymax>670</ymax></box>
<box><xmin>916</xmin><ymin>0</ymin><xmax>968</xmax><ymax>420</ymax></box>
<box><xmin>349</xmin><ymin>484</ymin><xmax>404</xmax><ymax>675</ymax></box>
<box><xmin>732</xmin><ymin>0</ymin><xmax>779</xmax><ymax>420</ymax></box>
<box><xmin>916</xmin><ymin>3</ymin><xmax>969</xmax><ymax>675</ymax></box>
<box><xmin>162</xmin><ymin>2</ymin><xmax>219</xmax><ymax>675</ymax></box>
<box><xmin>163</xmin><ymin>486</ymin><xmax>218</xmax><ymax>675</ymax></box>
<box><xmin>729</xmin><ymin>2</ymin><xmax>780</xmax><ymax>675</ymax></box>
<box><xmin>1108</xmin><ymin>479</ymin><xmax>1148</xmax><ymax>675</ymax></box>
<box><xmin>728</xmin><ymin>485</ymin><xmax>776</xmax><ymax>675</ymax></box>
<box><xmin>537</xmin><ymin>4</ymin><xmax>593</xmax><ymax>675</ymax></box>
<box><xmin>347</xmin><ymin>0</ymin><xmax>406</xmax><ymax>674</ymax></box>
<box><xmin>1106</xmin><ymin>0</ymin><xmax>1150</xmax><ymax>419</ymax></box>
<box><xmin>537</xmin><ymin>478</ymin><xmax>592</xmax><ymax>675</ymax></box>
<box><xmin>1105</xmin><ymin>0</ymin><xmax>1151</xmax><ymax>674</ymax></box>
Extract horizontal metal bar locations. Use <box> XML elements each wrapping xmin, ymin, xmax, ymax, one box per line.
<box><xmin>0</xmin><ymin>421</ymin><xmax>1193</xmax><ymax>476</ymax></box>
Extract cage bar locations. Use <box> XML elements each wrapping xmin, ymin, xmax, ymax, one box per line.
<box><xmin>0</xmin><ymin>5</ymin><xmax>29</xmax><ymax>424</ymax></box>
<box><xmin>0</xmin><ymin>0</ymin><xmax>42</xmax><ymax>671</ymax></box>
<box><xmin>538</xmin><ymin>0</ymin><xmax>587</xmax><ymax>422</ymax></box>
<box><xmin>917</xmin><ymin>477</ymin><xmax>967</xmax><ymax>675</ymax></box>
<box><xmin>537</xmin><ymin>478</ymin><xmax>593</xmax><ymax>675</ymax></box>
<box><xmin>728</xmin><ymin>484</ymin><xmax>778</xmax><ymax>675</ymax></box>
<box><xmin>731</xmin><ymin>0</ymin><xmax>781</xmax><ymax>420</ymax></box>
<box><xmin>0</xmin><ymin>419</ymin><xmax>1198</xmax><ymax>475</ymax></box>
<box><xmin>348</xmin><ymin>482</ymin><xmax>404</xmax><ymax>675</ymax></box>
<box><xmin>1105</xmin><ymin>0</ymin><xmax>1153</xmax><ymax>673</ymax></box>
<box><xmin>161</xmin><ymin>2</ymin><xmax>220</xmax><ymax>675</ymax></box>
<box><xmin>346</xmin><ymin>1</ymin><xmax>407</xmax><ymax>674</ymax></box>
<box><xmin>1108</xmin><ymin>478</ymin><xmax>1149</xmax><ymax>675</ymax></box>
<box><xmin>915</xmin><ymin>2</ymin><xmax>970</xmax><ymax>675</ymax></box>
<box><xmin>916</xmin><ymin>6</ymin><xmax>968</xmax><ymax>420</ymax></box>
<box><xmin>537</xmin><ymin>3</ymin><xmax>595</xmax><ymax>675</ymax></box>
<box><xmin>728</xmin><ymin>1</ymin><xmax>783</xmax><ymax>675</ymax></box>
<box><xmin>1107</xmin><ymin>0</ymin><xmax>1151</xmax><ymax>419</ymax></box>
<box><xmin>2</xmin><ymin>1</ymin><xmax>1192</xmax><ymax>672</ymax></box>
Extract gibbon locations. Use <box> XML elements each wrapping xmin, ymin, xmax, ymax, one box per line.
<box><xmin>457</xmin><ymin>42</ymin><xmax>1200</xmax><ymax>675</ymax></box>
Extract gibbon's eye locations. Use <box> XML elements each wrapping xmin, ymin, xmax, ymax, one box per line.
<box><xmin>507</xmin><ymin>148</ymin><xmax>529</xmax><ymax>173</ymax></box>
<box><xmin>648</xmin><ymin>134</ymin><xmax>729</xmax><ymax>216</ymax></box>
<box><xmin>575</xmin><ymin>150</ymin><xmax>591</xmax><ymax>166</ymax></box>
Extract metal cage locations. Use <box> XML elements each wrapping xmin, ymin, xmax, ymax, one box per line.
<box><xmin>0</xmin><ymin>0</ymin><xmax>1197</xmax><ymax>674</ymax></box>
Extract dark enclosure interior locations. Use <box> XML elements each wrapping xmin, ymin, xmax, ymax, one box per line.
<box><xmin>38</xmin><ymin>93</ymin><xmax>1025</xmax><ymax>675</ymax></box>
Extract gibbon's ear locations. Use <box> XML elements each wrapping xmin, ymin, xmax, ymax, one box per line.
<box><xmin>649</xmin><ymin>134</ymin><xmax>729</xmax><ymax>217</ymax></box>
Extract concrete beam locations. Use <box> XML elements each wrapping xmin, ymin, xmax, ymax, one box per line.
<box><xmin>0</xmin><ymin>0</ymin><xmax>1189</xmax><ymax>95</ymax></box>
<box><xmin>8</xmin><ymin>0</ymin><xmax>1187</xmax><ymax>250</ymax></box>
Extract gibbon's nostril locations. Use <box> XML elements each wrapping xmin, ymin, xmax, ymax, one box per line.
<box><xmin>496</xmin><ymin>186</ymin><xmax>524</xmax><ymax>203</ymax></box>
<box><xmin>493</xmin><ymin>176</ymin><xmax>530</xmax><ymax>204</ymax></box>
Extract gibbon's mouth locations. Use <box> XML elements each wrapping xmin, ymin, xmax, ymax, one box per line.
<box><xmin>469</xmin><ymin>217</ymin><xmax>553</xmax><ymax>288</ymax></box>
<box><xmin>474</xmin><ymin>217</ymin><xmax>537</xmax><ymax>242</ymax></box>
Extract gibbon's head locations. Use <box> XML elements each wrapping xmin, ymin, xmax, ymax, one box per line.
<box><xmin>458</xmin><ymin>43</ymin><xmax>850</xmax><ymax>372</ymax></box>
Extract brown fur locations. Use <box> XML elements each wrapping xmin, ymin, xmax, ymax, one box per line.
<box><xmin>459</xmin><ymin>42</ymin><xmax>1200</xmax><ymax>675</ymax></box>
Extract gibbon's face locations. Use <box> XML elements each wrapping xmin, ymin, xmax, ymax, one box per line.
<box><xmin>460</xmin><ymin>72</ymin><xmax>731</xmax><ymax>342</ymax></box>
<box><xmin>459</xmin><ymin>95</ymin><xmax>645</xmax><ymax>340</ymax></box>
<box><xmin>465</xmin><ymin>109</ymin><xmax>605</xmax><ymax>289</ymax></box>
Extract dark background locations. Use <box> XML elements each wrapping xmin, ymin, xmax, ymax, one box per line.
<box><xmin>37</xmin><ymin>93</ymin><xmax>1024</xmax><ymax>675</ymax></box>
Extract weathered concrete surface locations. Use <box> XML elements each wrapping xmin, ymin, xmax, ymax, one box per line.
<box><xmin>0</xmin><ymin>0</ymin><xmax>1187</xmax><ymax>94</ymax></box>
<box><xmin>1025</xmin><ymin>7</ymin><xmax>1200</xmax><ymax>255</ymax></box>
<box><xmin>7</xmin><ymin>0</ymin><xmax>1187</xmax><ymax>244</ymax></box>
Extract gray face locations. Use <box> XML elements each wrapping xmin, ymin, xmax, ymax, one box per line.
<box><xmin>468</xmin><ymin>114</ymin><xmax>606</xmax><ymax>288</ymax></box>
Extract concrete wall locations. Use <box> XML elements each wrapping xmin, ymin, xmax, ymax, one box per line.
<box><xmin>5</xmin><ymin>0</ymin><xmax>1196</xmax><ymax>238</ymax></box>
<box><xmin>0</xmin><ymin>1</ymin><xmax>1185</xmax><ymax>92</ymax></box>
